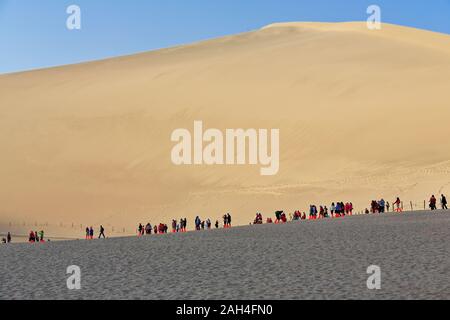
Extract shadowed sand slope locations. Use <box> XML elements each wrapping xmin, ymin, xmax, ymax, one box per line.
<box><xmin>1</xmin><ymin>22</ymin><xmax>450</xmax><ymax>236</ymax></box>
<box><xmin>0</xmin><ymin>212</ymin><xmax>449</xmax><ymax>299</ymax></box>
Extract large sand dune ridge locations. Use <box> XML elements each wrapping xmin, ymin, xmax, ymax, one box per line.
<box><xmin>1</xmin><ymin>22</ymin><xmax>450</xmax><ymax>237</ymax></box>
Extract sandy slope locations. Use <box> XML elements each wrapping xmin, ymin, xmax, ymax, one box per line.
<box><xmin>0</xmin><ymin>22</ymin><xmax>450</xmax><ymax>237</ymax></box>
<box><xmin>0</xmin><ymin>211</ymin><xmax>449</xmax><ymax>299</ymax></box>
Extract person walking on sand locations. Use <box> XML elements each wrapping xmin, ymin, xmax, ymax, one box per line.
<box><xmin>215</xmin><ymin>220</ymin><xmax>219</xmax><ymax>229</ymax></box>
<box><xmin>441</xmin><ymin>194</ymin><xmax>447</xmax><ymax>210</ymax></box>
<box><xmin>429</xmin><ymin>195</ymin><xmax>437</xmax><ymax>210</ymax></box>
<box><xmin>89</xmin><ymin>227</ymin><xmax>94</xmax><ymax>240</ymax></box>
<box><xmin>223</xmin><ymin>214</ymin><xmax>228</xmax><ymax>228</ymax></box>
<box><xmin>394</xmin><ymin>197</ymin><xmax>402</xmax><ymax>212</ymax></box>
<box><xmin>379</xmin><ymin>199</ymin><xmax>385</xmax><ymax>213</ymax></box>
<box><xmin>330</xmin><ymin>202</ymin><xmax>336</xmax><ymax>217</ymax></box>
<box><xmin>145</xmin><ymin>223</ymin><xmax>152</xmax><ymax>235</ymax></box>
<box><xmin>85</xmin><ymin>227</ymin><xmax>90</xmax><ymax>240</ymax></box>
<box><xmin>29</xmin><ymin>231</ymin><xmax>35</xmax><ymax>243</ymax></box>
<box><xmin>227</xmin><ymin>213</ymin><xmax>232</xmax><ymax>227</ymax></box>
<box><xmin>39</xmin><ymin>230</ymin><xmax>44</xmax><ymax>242</ymax></box>
<box><xmin>386</xmin><ymin>201</ymin><xmax>390</xmax><ymax>212</ymax></box>
<box><xmin>7</xmin><ymin>232</ymin><xmax>11</xmax><ymax>243</ymax></box>
<box><xmin>98</xmin><ymin>225</ymin><xmax>106</xmax><ymax>238</ymax></box>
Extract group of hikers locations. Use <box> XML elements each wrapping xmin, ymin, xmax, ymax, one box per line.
<box><xmin>367</xmin><ymin>195</ymin><xmax>447</xmax><ymax>213</ymax></box>
<box><xmin>369</xmin><ymin>199</ymin><xmax>391</xmax><ymax>213</ymax></box>
<box><xmin>429</xmin><ymin>194</ymin><xmax>447</xmax><ymax>210</ymax></box>
<box><xmin>367</xmin><ymin>197</ymin><xmax>403</xmax><ymax>213</ymax></box>
<box><xmin>254</xmin><ymin>201</ymin><xmax>354</xmax><ymax>225</ymax></box>
<box><xmin>85</xmin><ymin>225</ymin><xmax>105</xmax><ymax>239</ymax></box>
<box><xmin>3</xmin><ymin>193</ymin><xmax>448</xmax><ymax>244</ymax></box>
<box><xmin>137</xmin><ymin>214</ymin><xmax>232</xmax><ymax>236</ymax></box>
<box><xmin>137</xmin><ymin>223</ymin><xmax>170</xmax><ymax>235</ymax></box>
<box><xmin>28</xmin><ymin>230</ymin><xmax>45</xmax><ymax>243</ymax></box>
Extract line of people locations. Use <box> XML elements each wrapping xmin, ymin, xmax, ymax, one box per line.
<box><xmin>9</xmin><ymin>193</ymin><xmax>449</xmax><ymax>245</ymax></box>
<box><xmin>28</xmin><ymin>230</ymin><xmax>45</xmax><ymax>243</ymax></box>
<box><xmin>429</xmin><ymin>194</ymin><xmax>447</xmax><ymax>210</ymax></box>
<box><xmin>85</xmin><ymin>225</ymin><xmax>105</xmax><ymax>239</ymax></box>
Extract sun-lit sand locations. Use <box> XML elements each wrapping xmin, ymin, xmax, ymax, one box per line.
<box><xmin>0</xmin><ymin>22</ymin><xmax>449</xmax><ymax>238</ymax></box>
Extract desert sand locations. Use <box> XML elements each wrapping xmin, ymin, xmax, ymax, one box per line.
<box><xmin>0</xmin><ymin>22</ymin><xmax>450</xmax><ymax>238</ymax></box>
<box><xmin>0</xmin><ymin>211</ymin><xmax>449</xmax><ymax>299</ymax></box>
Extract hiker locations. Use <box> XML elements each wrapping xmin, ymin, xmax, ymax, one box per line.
<box><xmin>223</xmin><ymin>214</ymin><xmax>228</xmax><ymax>228</ymax></box>
<box><xmin>379</xmin><ymin>199</ymin><xmax>386</xmax><ymax>213</ymax></box>
<box><xmin>254</xmin><ymin>213</ymin><xmax>263</xmax><ymax>224</ymax></box>
<box><xmin>429</xmin><ymin>195</ymin><xmax>437</xmax><ymax>210</ymax></box>
<box><xmin>393</xmin><ymin>197</ymin><xmax>402</xmax><ymax>212</ymax></box>
<box><xmin>99</xmin><ymin>225</ymin><xmax>106</xmax><ymax>238</ymax></box>
<box><xmin>145</xmin><ymin>223</ymin><xmax>152</xmax><ymax>235</ymax></box>
<box><xmin>345</xmin><ymin>203</ymin><xmax>350</xmax><ymax>215</ymax></box>
<box><xmin>89</xmin><ymin>227</ymin><xmax>94</xmax><ymax>239</ymax></box>
<box><xmin>370</xmin><ymin>200</ymin><xmax>377</xmax><ymax>213</ymax></box>
<box><xmin>275</xmin><ymin>211</ymin><xmax>282</xmax><ymax>223</ymax></box>
<box><xmin>29</xmin><ymin>231</ymin><xmax>35</xmax><ymax>243</ymax></box>
<box><xmin>330</xmin><ymin>203</ymin><xmax>336</xmax><ymax>217</ymax></box>
<box><xmin>441</xmin><ymin>194</ymin><xmax>448</xmax><ymax>210</ymax></box>
<box><xmin>340</xmin><ymin>202</ymin><xmax>346</xmax><ymax>216</ymax></box>
<box><xmin>172</xmin><ymin>220</ymin><xmax>177</xmax><ymax>233</ymax></box>
<box><xmin>319</xmin><ymin>206</ymin><xmax>325</xmax><ymax>219</ymax></box>
<box><xmin>335</xmin><ymin>203</ymin><xmax>341</xmax><ymax>217</ymax></box>
<box><xmin>7</xmin><ymin>232</ymin><xmax>11</xmax><ymax>243</ymax></box>
<box><xmin>195</xmin><ymin>216</ymin><xmax>201</xmax><ymax>231</ymax></box>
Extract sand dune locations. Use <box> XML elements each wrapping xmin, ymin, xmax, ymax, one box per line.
<box><xmin>0</xmin><ymin>22</ymin><xmax>450</xmax><ymax>238</ymax></box>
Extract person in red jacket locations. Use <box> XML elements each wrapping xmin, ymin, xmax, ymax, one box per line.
<box><xmin>393</xmin><ymin>197</ymin><xmax>402</xmax><ymax>212</ymax></box>
<box><xmin>429</xmin><ymin>195</ymin><xmax>437</xmax><ymax>210</ymax></box>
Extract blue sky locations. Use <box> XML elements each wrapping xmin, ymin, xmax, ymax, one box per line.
<box><xmin>0</xmin><ymin>0</ymin><xmax>449</xmax><ymax>74</ymax></box>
